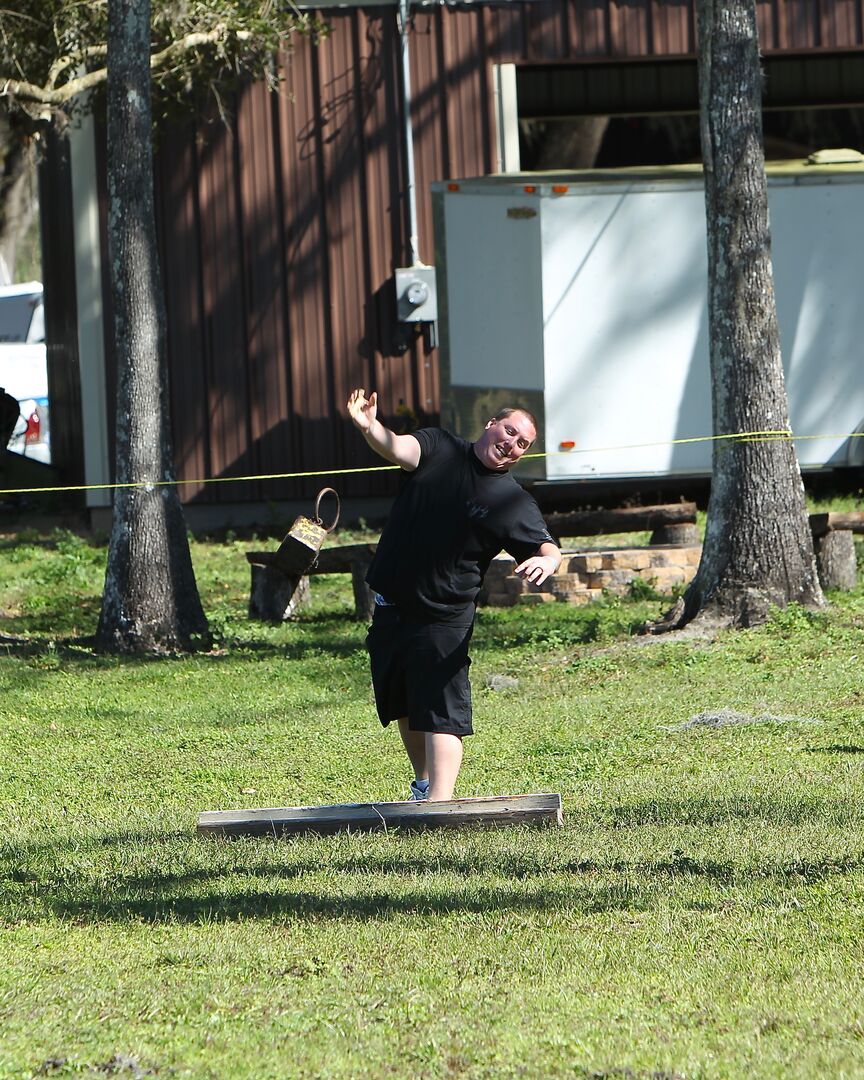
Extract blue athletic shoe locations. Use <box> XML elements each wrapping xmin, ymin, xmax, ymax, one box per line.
<box><xmin>409</xmin><ymin>779</ymin><xmax>429</xmax><ymax>801</ymax></box>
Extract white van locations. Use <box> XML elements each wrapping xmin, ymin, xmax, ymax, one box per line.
<box><xmin>0</xmin><ymin>281</ymin><xmax>50</xmax><ymax>464</ymax></box>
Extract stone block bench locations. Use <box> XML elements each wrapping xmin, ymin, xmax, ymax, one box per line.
<box><xmin>482</xmin><ymin>502</ymin><xmax>702</xmax><ymax>608</ymax></box>
<box><xmin>480</xmin><ymin>544</ymin><xmax>703</xmax><ymax>607</ymax></box>
<box><xmin>476</xmin><ymin>510</ymin><xmax>862</xmax><ymax>607</ymax></box>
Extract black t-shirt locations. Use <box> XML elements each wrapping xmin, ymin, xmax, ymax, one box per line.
<box><xmin>366</xmin><ymin>428</ymin><xmax>554</xmax><ymax>622</ymax></box>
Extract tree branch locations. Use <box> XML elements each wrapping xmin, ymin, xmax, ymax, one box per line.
<box><xmin>0</xmin><ymin>67</ymin><xmax>107</xmax><ymax>106</ymax></box>
<box><xmin>149</xmin><ymin>26</ymin><xmax>251</xmax><ymax>73</ymax></box>
<box><xmin>0</xmin><ymin>24</ymin><xmax>254</xmax><ymax>110</ymax></box>
<box><xmin>47</xmin><ymin>44</ymin><xmax>108</xmax><ymax>91</ymax></box>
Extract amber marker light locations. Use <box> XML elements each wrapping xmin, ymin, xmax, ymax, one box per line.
<box><xmin>559</xmin><ymin>440</ymin><xmax>576</xmax><ymax>450</ymax></box>
<box><xmin>551</xmin><ymin>185</ymin><xmax>569</xmax><ymax>194</ymax></box>
<box><xmin>523</xmin><ymin>185</ymin><xmax>537</xmax><ymax>193</ymax></box>
<box><xmin>447</xmin><ymin>183</ymin><xmax>460</xmax><ymax>191</ymax></box>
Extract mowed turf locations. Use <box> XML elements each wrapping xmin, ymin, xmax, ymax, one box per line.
<box><xmin>2</xmin><ymin>525</ymin><xmax>864</xmax><ymax>1078</ymax></box>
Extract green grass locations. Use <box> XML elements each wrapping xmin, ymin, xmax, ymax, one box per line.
<box><xmin>2</xmin><ymin>522</ymin><xmax>864</xmax><ymax>1078</ymax></box>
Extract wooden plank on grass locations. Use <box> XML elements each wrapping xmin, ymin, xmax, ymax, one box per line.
<box><xmin>197</xmin><ymin>793</ymin><xmax>564</xmax><ymax>837</ymax></box>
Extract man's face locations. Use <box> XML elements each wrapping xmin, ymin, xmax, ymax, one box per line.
<box><xmin>473</xmin><ymin>411</ymin><xmax>536</xmax><ymax>471</ymax></box>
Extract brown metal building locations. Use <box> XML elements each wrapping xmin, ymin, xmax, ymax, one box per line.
<box><xmin>42</xmin><ymin>0</ymin><xmax>864</xmax><ymax>522</ymax></box>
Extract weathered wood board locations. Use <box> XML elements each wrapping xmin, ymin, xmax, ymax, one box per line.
<box><xmin>198</xmin><ymin>793</ymin><xmax>564</xmax><ymax>838</ymax></box>
<box><xmin>246</xmin><ymin>543</ymin><xmax>377</xmax><ymax>574</ymax></box>
<box><xmin>246</xmin><ymin>543</ymin><xmax>377</xmax><ymax>621</ymax></box>
<box><xmin>545</xmin><ymin>503</ymin><xmax>697</xmax><ymax>537</ymax></box>
<box><xmin>809</xmin><ymin>511</ymin><xmax>864</xmax><ymax>537</ymax></box>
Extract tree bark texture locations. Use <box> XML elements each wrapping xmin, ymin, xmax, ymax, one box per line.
<box><xmin>96</xmin><ymin>0</ymin><xmax>209</xmax><ymax>653</ymax></box>
<box><xmin>248</xmin><ymin>567</ymin><xmax>310</xmax><ymax>622</ymax></box>
<box><xmin>814</xmin><ymin>530</ymin><xmax>857</xmax><ymax>592</ymax></box>
<box><xmin>680</xmin><ymin>0</ymin><xmax>823</xmax><ymax>627</ymax></box>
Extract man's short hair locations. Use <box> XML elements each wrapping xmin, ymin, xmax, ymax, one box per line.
<box><xmin>494</xmin><ymin>405</ymin><xmax>539</xmax><ymax>432</ymax></box>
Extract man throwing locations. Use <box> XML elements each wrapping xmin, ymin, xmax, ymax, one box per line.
<box><xmin>347</xmin><ymin>388</ymin><xmax>561</xmax><ymax>802</ymax></box>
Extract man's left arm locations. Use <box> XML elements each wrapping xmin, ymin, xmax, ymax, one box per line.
<box><xmin>514</xmin><ymin>542</ymin><xmax>562</xmax><ymax>586</ymax></box>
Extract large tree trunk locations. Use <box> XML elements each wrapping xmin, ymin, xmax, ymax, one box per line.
<box><xmin>96</xmin><ymin>0</ymin><xmax>209</xmax><ymax>653</ymax></box>
<box><xmin>658</xmin><ymin>0</ymin><xmax>823</xmax><ymax>631</ymax></box>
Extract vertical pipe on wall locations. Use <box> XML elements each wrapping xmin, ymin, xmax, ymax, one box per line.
<box><xmin>398</xmin><ymin>0</ymin><xmax>423</xmax><ymax>265</ymax></box>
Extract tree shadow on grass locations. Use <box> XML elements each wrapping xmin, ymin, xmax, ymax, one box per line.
<box><xmin>207</xmin><ymin>637</ymin><xmax>365</xmax><ymax>663</ymax></box>
<box><xmin>804</xmin><ymin>744</ymin><xmax>864</xmax><ymax>754</ymax></box>
<box><xmin>19</xmin><ymin>858</ymin><xmax>864</xmax><ymax>925</ymax></box>
<box><xmin>0</xmin><ymin>624</ymin><xmax>368</xmax><ymax>665</ymax></box>
<box><xmin>6</xmin><ymin>827</ymin><xmax>864</xmax><ymax>925</ymax></box>
<box><xmin>603</xmin><ymin>793</ymin><xmax>850</xmax><ymax>827</ymax></box>
<box><xmin>30</xmin><ymin>883</ymin><xmax>656</xmax><ymax>923</ymax></box>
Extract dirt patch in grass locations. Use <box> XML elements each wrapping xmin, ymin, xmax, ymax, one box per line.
<box><xmin>673</xmin><ymin>709</ymin><xmax>820</xmax><ymax>730</ymax></box>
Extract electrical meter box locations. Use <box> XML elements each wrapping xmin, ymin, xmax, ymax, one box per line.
<box><xmin>395</xmin><ymin>265</ymin><xmax>438</xmax><ymax>323</ymax></box>
<box><xmin>431</xmin><ymin>163</ymin><xmax>864</xmax><ymax>486</ymax></box>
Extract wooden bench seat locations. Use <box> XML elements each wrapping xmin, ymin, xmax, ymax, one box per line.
<box><xmin>246</xmin><ymin>543</ymin><xmax>377</xmax><ymax>621</ymax></box>
<box><xmin>808</xmin><ymin>511</ymin><xmax>864</xmax><ymax>537</ymax></box>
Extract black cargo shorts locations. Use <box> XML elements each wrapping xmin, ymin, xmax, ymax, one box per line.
<box><xmin>365</xmin><ymin>605</ymin><xmax>474</xmax><ymax>737</ymax></box>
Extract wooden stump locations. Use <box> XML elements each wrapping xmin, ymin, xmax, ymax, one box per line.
<box><xmin>649</xmin><ymin>522</ymin><xmax>701</xmax><ymax>546</ymax></box>
<box><xmin>248</xmin><ymin>565</ymin><xmax>311</xmax><ymax>621</ymax></box>
<box><xmin>351</xmin><ymin>560</ymin><xmax>376</xmax><ymax>622</ymax></box>
<box><xmin>814</xmin><ymin>529</ymin><xmax>857</xmax><ymax>591</ymax></box>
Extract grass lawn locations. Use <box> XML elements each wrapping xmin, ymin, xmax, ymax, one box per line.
<box><xmin>2</xmin><ymin>517</ymin><xmax>864</xmax><ymax>1078</ymax></box>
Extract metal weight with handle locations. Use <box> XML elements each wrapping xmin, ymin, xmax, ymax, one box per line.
<box><xmin>272</xmin><ymin>487</ymin><xmax>341</xmax><ymax>575</ymax></box>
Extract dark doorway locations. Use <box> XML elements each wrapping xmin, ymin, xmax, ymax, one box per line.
<box><xmin>517</xmin><ymin>52</ymin><xmax>864</xmax><ymax>170</ymax></box>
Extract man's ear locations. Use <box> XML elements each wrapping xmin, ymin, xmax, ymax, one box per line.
<box><xmin>485</xmin><ymin>418</ymin><xmax>496</xmax><ymax>429</ymax></box>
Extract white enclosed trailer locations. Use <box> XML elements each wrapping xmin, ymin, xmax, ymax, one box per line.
<box><xmin>431</xmin><ymin>162</ymin><xmax>864</xmax><ymax>486</ymax></box>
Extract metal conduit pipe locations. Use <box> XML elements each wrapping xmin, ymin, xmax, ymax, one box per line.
<box><xmin>398</xmin><ymin>0</ymin><xmax>422</xmax><ymax>267</ymax></box>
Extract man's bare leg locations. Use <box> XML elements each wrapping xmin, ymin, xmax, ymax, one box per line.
<box><xmin>397</xmin><ymin>717</ymin><xmax>427</xmax><ymax>780</ymax></box>
<box><xmin>426</xmin><ymin>732</ymin><xmax>463</xmax><ymax>801</ymax></box>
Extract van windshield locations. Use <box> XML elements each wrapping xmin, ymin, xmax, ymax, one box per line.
<box><xmin>0</xmin><ymin>294</ymin><xmax>40</xmax><ymax>343</ymax></box>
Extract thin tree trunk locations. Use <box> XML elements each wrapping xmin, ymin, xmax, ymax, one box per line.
<box><xmin>0</xmin><ymin>111</ymin><xmax>38</xmax><ymax>283</ymax></box>
<box><xmin>658</xmin><ymin>0</ymin><xmax>823</xmax><ymax>631</ymax></box>
<box><xmin>96</xmin><ymin>0</ymin><xmax>209</xmax><ymax>653</ymax></box>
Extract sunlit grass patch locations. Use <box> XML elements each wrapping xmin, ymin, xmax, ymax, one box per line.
<box><xmin>1</xmin><ymin>525</ymin><xmax>864</xmax><ymax>1077</ymax></box>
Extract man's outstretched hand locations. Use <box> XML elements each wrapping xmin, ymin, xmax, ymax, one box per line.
<box><xmin>347</xmin><ymin>388</ymin><xmax>377</xmax><ymax>433</ymax></box>
<box><xmin>346</xmin><ymin>388</ymin><xmax>421</xmax><ymax>470</ymax></box>
<box><xmin>515</xmin><ymin>548</ymin><xmax>561</xmax><ymax>587</ymax></box>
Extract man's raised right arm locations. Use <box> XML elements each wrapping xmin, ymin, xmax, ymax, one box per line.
<box><xmin>346</xmin><ymin>388</ymin><xmax>421</xmax><ymax>471</ymax></box>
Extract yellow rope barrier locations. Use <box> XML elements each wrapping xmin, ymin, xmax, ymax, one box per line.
<box><xmin>1</xmin><ymin>428</ymin><xmax>861</xmax><ymax>497</ymax></box>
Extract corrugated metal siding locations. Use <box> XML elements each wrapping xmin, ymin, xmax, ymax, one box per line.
<box><xmin>236</xmin><ymin>84</ymin><xmax>289</xmax><ymax>503</ymax></box>
<box><xmin>277</xmin><ymin>39</ymin><xmax>332</xmax><ymax>498</ymax></box>
<box><xmin>759</xmin><ymin>0</ymin><xmax>864</xmax><ymax>49</ymax></box>
<box><xmin>146</xmin><ymin>0</ymin><xmax>864</xmax><ymax>507</ymax></box>
<box><xmin>158</xmin><ymin>127</ymin><xmax>208</xmax><ymax>501</ymax></box>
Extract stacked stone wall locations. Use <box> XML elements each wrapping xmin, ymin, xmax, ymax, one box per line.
<box><xmin>480</xmin><ymin>546</ymin><xmax>702</xmax><ymax>607</ymax></box>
